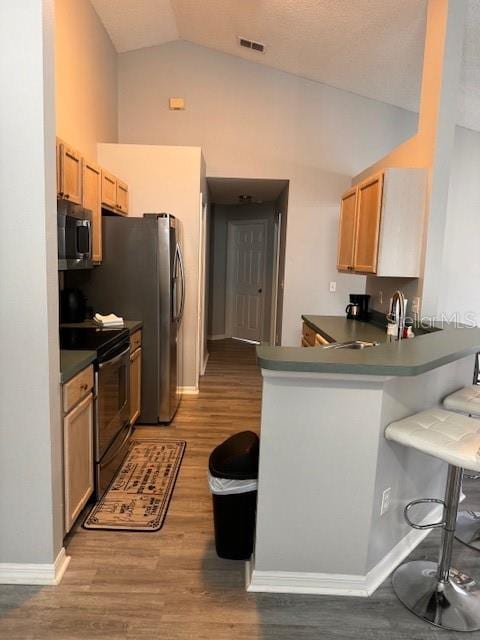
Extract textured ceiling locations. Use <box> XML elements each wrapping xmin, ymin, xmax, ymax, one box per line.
<box><xmin>208</xmin><ymin>178</ymin><xmax>288</xmax><ymax>205</ymax></box>
<box><xmin>91</xmin><ymin>0</ymin><xmax>178</xmax><ymax>52</ymax></box>
<box><xmin>91</xmin><ymin>0</ymin><xmax>480</xmax><ymax>131</ymax></box>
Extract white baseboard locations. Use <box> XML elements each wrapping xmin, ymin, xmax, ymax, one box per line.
<box><xmin>179</xmin><ymin>386</ymin><xmax>199</xmax><ymax>395</ymax></box>
<box><xmin>208</xmin><ymin>334</ymin><xmax>228</xmax><ymax>341</ymax></box>
<box><xmin>0</xmin><ymin>547</ymin><xmax>70</xmax><ymax>586</ymax></box>
<box><xmin>201</xmin><ymin>352</ymin><xmax>210</xmax><ymax>376</ymax></box>
<box><xmin>246</xmin><ymin>505</ymin><xmax>442</xmax><ymax>597</ymax></box>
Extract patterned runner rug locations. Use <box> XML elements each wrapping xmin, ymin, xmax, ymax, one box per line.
<box><xmin>84</xmin><ymin>439</ymin><xmax>186</xmax><ymax>531</ymax></box>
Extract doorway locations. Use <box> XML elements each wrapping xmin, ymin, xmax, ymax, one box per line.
<box><xmin>206</xmin><ymin>178</ymin><xmax>289</xmax><ymax>346</ymax></box>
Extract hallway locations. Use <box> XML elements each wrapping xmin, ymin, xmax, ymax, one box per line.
<box><xmin>1</xmin><ymin>339</ymin><xmax>480</xmax><ymax>639</ymax></box>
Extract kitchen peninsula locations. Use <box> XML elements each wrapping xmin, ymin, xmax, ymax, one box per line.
<box><xmin>249</xmin><ymin>317</ymin><xmax>480</xmax><ymax>597</ymax></box>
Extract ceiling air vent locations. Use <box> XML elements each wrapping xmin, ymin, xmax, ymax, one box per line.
<box><xmin>239</xmin><ymin>37</ymin><xmax>265</xmax><ymax>53</ymax></box>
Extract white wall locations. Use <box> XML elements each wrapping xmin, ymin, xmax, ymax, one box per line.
<box><xmin>118</xmin><ymin>40</ymin><xmax>418</xmax><ymax>345</ymax></box>
<box><xmin>438</xmin><ymin>126</ymin><xmax>480</xmax><ymax>325</ymax></box>
<box><xmin>97</xmin><ymin>143</ymin><xmax>204</xmax><ymax>391</ymax></box>
<box><xmin>0</xmin><ymin>0</ymin><xmax>64</xmax><ymax>571</ymax></box>
<box><xmin>55</xmin><ymin>0</ymin><xmax>117</xmax><ymax>159</ymax></box>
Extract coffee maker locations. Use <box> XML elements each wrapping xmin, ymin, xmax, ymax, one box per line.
<box><xmin>345</xmin><ymin>294</ymin><xmax>370</xmax><ymax>321</ymax></box>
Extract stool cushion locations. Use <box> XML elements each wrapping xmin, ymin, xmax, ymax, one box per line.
<box><xmin>385</xmin><ymin>408</ymin><xmax>480</xmax><ymax>470</ymax></box>
<box><xmin>443</xmin><ymin>385</ymin><xmax>480</xmax><ymax>416</ymax></box>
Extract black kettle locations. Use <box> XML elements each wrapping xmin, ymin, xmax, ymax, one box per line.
<box><xmin>60</xmin><ymin>288</ymin><xmax>87</xmax><ymax>323</ymax></box>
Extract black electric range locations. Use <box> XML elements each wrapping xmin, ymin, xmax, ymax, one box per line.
<box><xmin>60</xmin><ymin>326</ymin><xmax>130</xmax><ymax>361</ymax></box>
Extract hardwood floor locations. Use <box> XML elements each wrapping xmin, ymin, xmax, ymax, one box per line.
<box><xmin>1</xmin><ymin>338</ymin><xmax>480</xmax><ymax>639</ymax></box>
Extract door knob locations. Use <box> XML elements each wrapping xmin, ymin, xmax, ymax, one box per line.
<box><xmin>258</xmin><ymin>288</ymin><xmax>262</xmax><ymax>293</ymax></box>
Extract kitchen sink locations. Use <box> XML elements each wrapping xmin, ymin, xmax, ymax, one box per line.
<box><xmin>322</xmin><ymin>340</ymin><xmax>380</xmax><ymax>350</ymax></box>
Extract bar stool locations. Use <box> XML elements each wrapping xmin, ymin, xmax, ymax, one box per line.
<box><xmin>385</xmin><ymin>408</ymin><xmax>480</xmax><ymax>631</ymax></box>
<box><xmin>444</xmin><ymin>385</ymin><xmax>480</xmax><ymax>551</ymax></box>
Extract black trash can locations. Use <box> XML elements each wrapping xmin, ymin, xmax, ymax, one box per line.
<box><xmin>208</xmin><ymin>431</ymin><xmax>259</xmax><ymax>560</ymax></box>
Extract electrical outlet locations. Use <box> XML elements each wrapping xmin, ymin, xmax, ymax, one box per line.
<box><xmin>329</xmin><ymin>281</ymin><xmax>336</xmax><ymax>292</ymax></box>
<box><xmin>381</xmin><ymin>487</ymin><xmax>391</xmax><ymax>515</ymax></box>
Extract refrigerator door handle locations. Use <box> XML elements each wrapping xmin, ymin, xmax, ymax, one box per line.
<box><xmin>176</xmin><ymin>243</ymin><xmax>185</xmax><ymax>322</ymax></box>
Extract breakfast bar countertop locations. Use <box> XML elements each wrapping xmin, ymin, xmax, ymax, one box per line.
<box><xmin>256</xmin><ymin>315</ymin><xmax>480</xmax><ymax>377</ymax></box>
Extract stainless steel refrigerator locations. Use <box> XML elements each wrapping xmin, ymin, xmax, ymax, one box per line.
<box><xmin>70</xmin><ymin>213</ymin><xmax>185</xmax><ymax>423</ymax></box>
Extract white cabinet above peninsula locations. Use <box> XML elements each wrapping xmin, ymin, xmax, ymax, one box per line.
<box><xmin>337</xmin><ymin>168</ymin><xmax>427</xmax><ymax>277</ymax></box>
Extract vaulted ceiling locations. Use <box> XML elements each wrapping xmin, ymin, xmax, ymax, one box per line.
<box><xmin>91</xmin><ymin>0</ymin><xmax>480</xmax><ymax>132</ymax></box>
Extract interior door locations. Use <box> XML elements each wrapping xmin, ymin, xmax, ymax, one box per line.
<box><xmin>227</xmin><ymin>220</ymin><xmax>267</xmax><ymax>343</ymax></box>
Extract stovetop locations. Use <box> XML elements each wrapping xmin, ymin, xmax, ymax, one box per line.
<box><xmin>60</xmin><ymin>326</ymin><xmax>129</xmax><ymax>359</ymax></box>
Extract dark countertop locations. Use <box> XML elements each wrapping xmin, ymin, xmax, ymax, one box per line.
<box><xmin>60</xmin><ymin>350</ymin><xmax>96</xmax><ymax>383</ymax></box>
<box><xmin>59</xmin><ymin>320</ymin><xmax>143</xmax><ymax>383</ymax></box>
<box><xmin>303</xmin><ymin>315</ymin><xmax>389</xmax><ymax>345</ymax></box>
<box><xmin>256</xmin><ymin>315</ymin><xmax>480</xmax><ymax>377</ymax></box>
<box><xmin>60</xmin><ymin>319</ymin><xmax>143</xmax><ymax>334</ymax></box>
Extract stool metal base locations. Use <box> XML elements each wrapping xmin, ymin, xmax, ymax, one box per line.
<box><xmin>456</xmin><ymin>511</ymin><xmax>480</xmax><ymax>551</ymax></box>
<box><xmin>392</xmin><ymin>560</ymin><xmax>480</xmax><ymax>631</ymax></box>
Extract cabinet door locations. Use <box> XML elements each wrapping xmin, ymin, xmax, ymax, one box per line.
<box><xmin>116</xmin><ymin>180</ymin><xmax>129</xmax><ymax>215</ymax></box>
<box><xmin>129</xmin><ymin>347</ymin><xmax>142</xmax><ymax>425</ymax></box>
<box><xmin>83</xmin><ymin>160</ymin><xmax>102</xmax><ymax>263</ymax></box>
<box><xmin>59</xmin><ymin>143</ymin><xmax>82</xmax><ymax>205</ymax></box>
<box><xmin>64</xmin><ymin>392</ymin><xmax>94</xmax><ymax>532</ymax></box>
<box><xmin>56</xmin><ymin>138</ymin><xmax>61</xmax><ymax>197</ymax></box>
<box><xmin>353</xmin><ymin>174</ymin><xmax>384</xmax><ymax>274</ymax></box>
<box><xmin>337</xmin><ymin>188</ymin><xmax>357</xmax><ymax>272</ymax></box>
<box><xmin>101</xmin><ymin>170</ymin><xmax>117</xmax><ymax>209</ymax></box>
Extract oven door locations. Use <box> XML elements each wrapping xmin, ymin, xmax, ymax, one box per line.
<box><xmin>96</xmin><ymin>422</ymin><xmax>132</xmax><ymax>498</ymax></box>
<box><xmin>95</xmin><ymin>344</ymin><xmax>130</xmax><ymax>461</ymax></box>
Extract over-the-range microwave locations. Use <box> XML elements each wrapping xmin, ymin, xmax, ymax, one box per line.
<box><xmin>57</xmin><ymin>200</ymin><xmax>93</xmax><ymax>271</ymax></box>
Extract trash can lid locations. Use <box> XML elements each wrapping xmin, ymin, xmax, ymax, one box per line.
<box><xmin>209</xmin><ymin>430</ymin><xmax>259</xmax><ymax>480</ymax></box>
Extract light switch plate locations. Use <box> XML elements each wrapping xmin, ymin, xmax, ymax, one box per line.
<box><xmin>329</xmin><ymin>281</ymin><xmax>336</xmax><ymax>292</ymax></box>
<box><xmin>381</xmin><ymin>487</ymin><xmax>391</xmax><ymax>515</ymax></box>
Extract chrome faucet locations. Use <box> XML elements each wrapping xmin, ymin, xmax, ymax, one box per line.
<box><xmin>389</xmin><ymin>290</ymin><xmax>406</xmax><ymax>340</ymax></box>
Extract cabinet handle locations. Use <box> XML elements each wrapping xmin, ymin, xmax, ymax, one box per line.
<box><xmin>80</xmin><ymin>383</ymin><xmax>88</xmax><ymax>391</ymax></box>
<box><xmin>65</xmin><ymin>193</ymin><xmax>70</xmax><ymax>199</ymax></box>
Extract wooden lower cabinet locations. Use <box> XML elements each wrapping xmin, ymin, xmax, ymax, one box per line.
<box><xmin>129</xmin><ymin>346</ymin><xmax>142</xmax><ymax>425</ymax></box>
<box><xmin>63</xmin><ymin>366</ymin><xmax>94</xmax><ymax>533</ymax></box>
<box><xmin>301</xmin><ymin>322</ymin><xmax>330</xmax><ymax>347</ymax></box>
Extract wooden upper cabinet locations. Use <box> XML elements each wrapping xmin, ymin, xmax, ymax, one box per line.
<box><xmin>336</xmin><ymin>169</ymin><xmax>426</xmax><ymax>278</ymax></box>
<box><xmin>116</xmin><ymin>180</ymin><xmax>129</xmax><ymax>215</ymax></box>
<box><xmin>336</xmin><ymin>188</ymin><xmax>357</xmax><ymax>272</ymax></box>
<box><xmin>101</xmin><ymin>170</ymin><xmax>117</xmax><ymax>209</ymax></box>
<box><xmin>58</xmin><ymin>142</ymin><xmax>82</xmax><ymax>205</ymax></box>
<box><xmin>353</xmin><ymin>173</ymin><xmax>384</xmax><ymax>274</ymax></box>
<box><xmin>83</xmin><ymin>159</ymin><xmax>102</xmax><ymax>263</ymax></box>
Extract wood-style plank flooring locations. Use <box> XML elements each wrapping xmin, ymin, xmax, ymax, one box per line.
<box><xmin>1</xmin><ymin>338</ymin><xmax>480</xmax><ymax>639</ymax></box>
